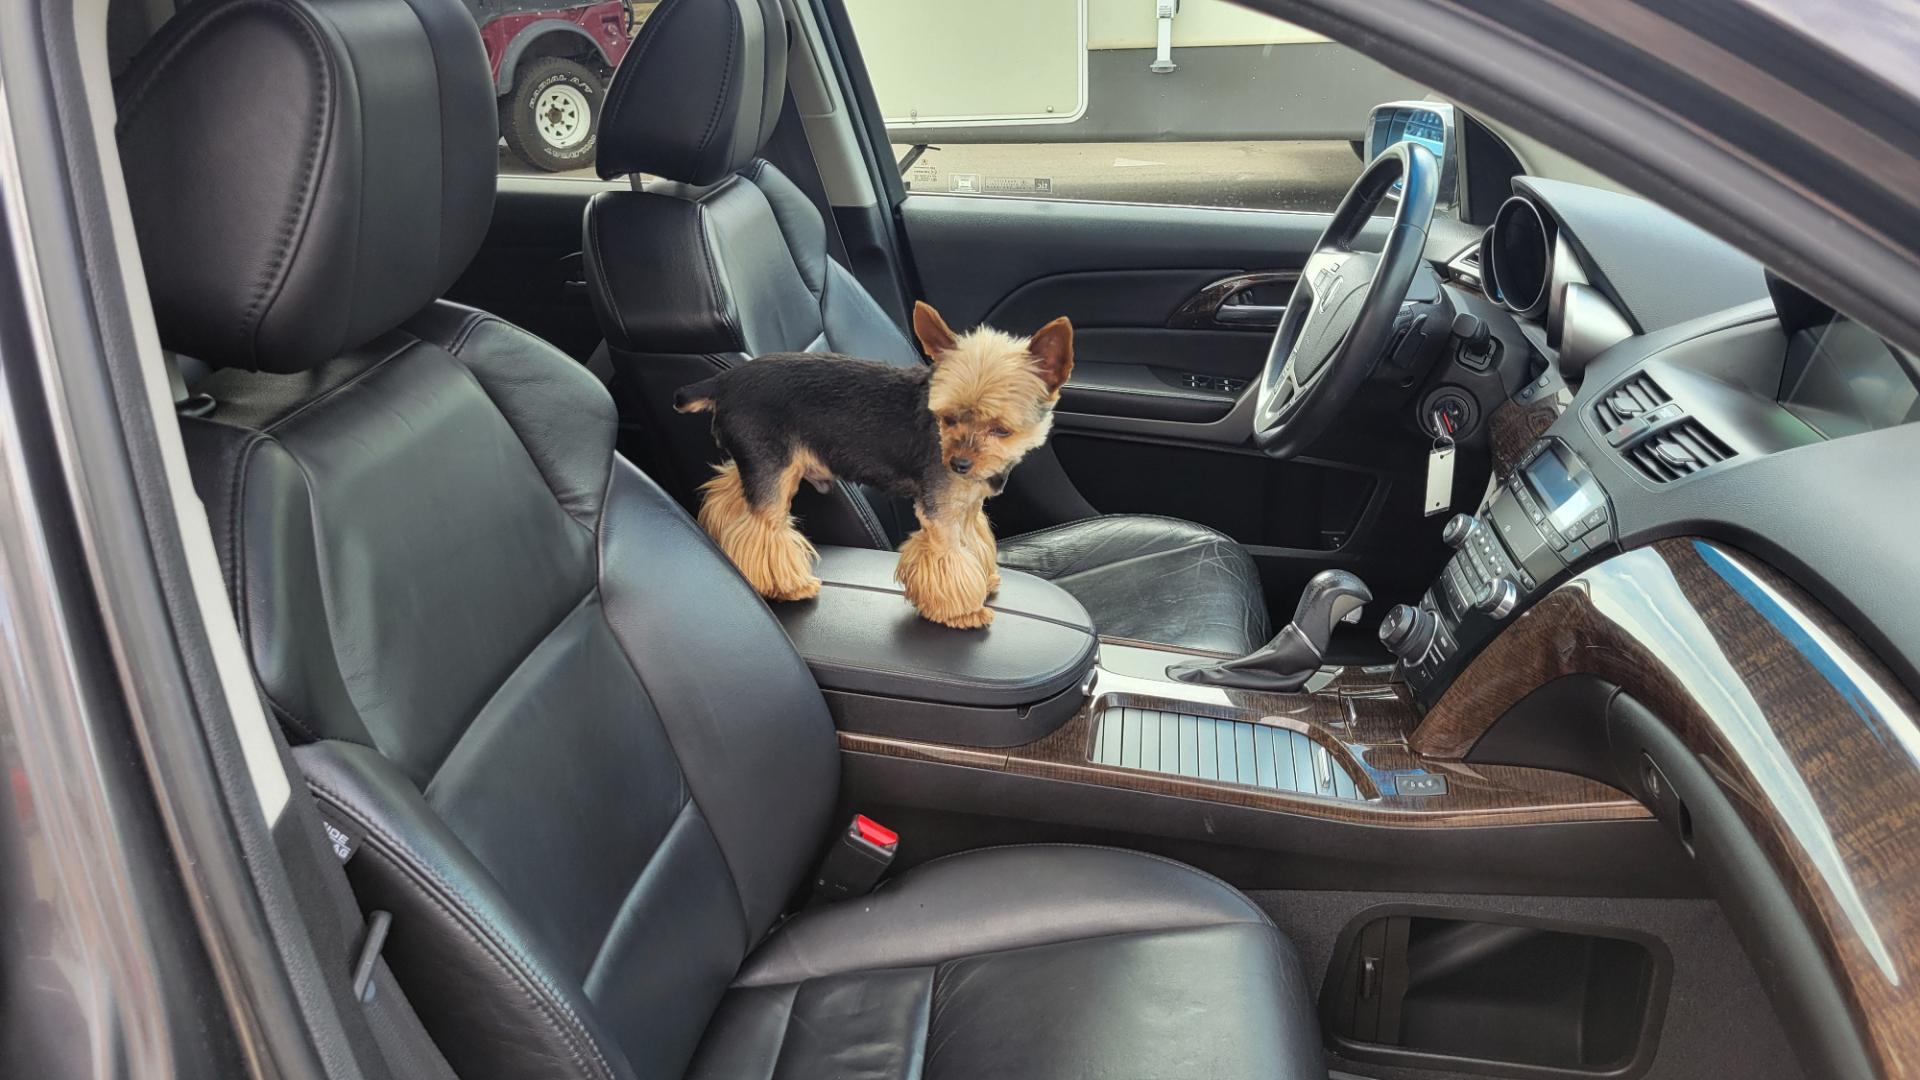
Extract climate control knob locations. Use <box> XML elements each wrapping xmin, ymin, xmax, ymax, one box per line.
<box><xmin>1441</xmin><ymin>513</ymin><xmax>1477</xmax><ymax>550</ymax></box>
<box><xmin>1379</xmin><ymin>603</ymin><xmax>1438</xmax><ymax>663</ymax></box>
<box><xmin>1472</xmin><ymin>578</ymin><xmax>1520</xmax><ymax>619</ymax></box>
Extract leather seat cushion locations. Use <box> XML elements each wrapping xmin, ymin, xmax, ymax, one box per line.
<box><xmin>997</xmin><ymin>516</ymin><xmax>1272</xmax><ymax>655</ymax></box>
<box><xmin>687</xmin><ymin>845</ymin><xmax>1323</xmax><ymax>1079</ymax></box>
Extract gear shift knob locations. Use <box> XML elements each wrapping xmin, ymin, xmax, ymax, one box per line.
<box><xmin>1167</xmin><ymin>570</ymin><xmax>1372</xmax><ymax>692</ymax></box>
<box><xmin>1289</xmin><ymin>569</ymin><xmax>1373</xmax><ymax>644</ymax></box>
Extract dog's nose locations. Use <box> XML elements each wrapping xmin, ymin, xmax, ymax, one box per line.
<box><xmin>950</xmin><ymin>457</ymin><xmax>973</xmax><ymax>475</ymax></box>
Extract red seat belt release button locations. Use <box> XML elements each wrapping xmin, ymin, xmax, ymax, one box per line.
<box><xmin>853</xmin><ymin>814</ymin><xmax>898</xmax><ymax>849</ymax></box>
<box><xmin>810</xmin><ymin>814</ymin><xmax>898</xmax><ymax>905</ymax></box>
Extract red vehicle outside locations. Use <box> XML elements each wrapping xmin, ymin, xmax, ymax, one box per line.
<box><xmin>466</xmin><ymin>0</ymin><xmax>653</xmax><ymax>171</ymax></box>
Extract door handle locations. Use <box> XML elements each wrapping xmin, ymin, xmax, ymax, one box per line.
<box><xmin>1168</xmin><ymin>270</ymin><xmax>1298</xmax><ymax>331</ymax></box>
<box><xmin>1213</xmin><ymin>301</ymin><xmax>1288</xmax><ymax>328</ymax></box>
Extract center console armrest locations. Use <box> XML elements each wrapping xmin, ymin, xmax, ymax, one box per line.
<box><xmin>773</xmin><ymin>547</ymin><xmax>1097</xmax><ymax>747</ymax></box>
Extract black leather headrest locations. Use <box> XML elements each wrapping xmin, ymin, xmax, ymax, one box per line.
<box><xmin>115</xmin><ymin>0</ymin><xmax>497</xmax><ymax>373</ymax></box>
<box><xmin>595</xmin><ymin>0</ymin><xmax>787</xmax><ymax>184</ymax></box>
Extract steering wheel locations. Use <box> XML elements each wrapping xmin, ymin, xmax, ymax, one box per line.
<box><xmin>1253</xmin><ymin>142</ymin><xmax>1440</xmax><ymax>458</ymax></box>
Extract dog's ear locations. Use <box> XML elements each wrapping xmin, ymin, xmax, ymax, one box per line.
<box><xmin>913</xmin><ymin>301</ymin><xmax>958</xmax><ymax>361</ymax></box>
<box><xmin>1026</xmin><ymin>316</ymin><xmax>1075</xmax><ymax>395</ymax></box>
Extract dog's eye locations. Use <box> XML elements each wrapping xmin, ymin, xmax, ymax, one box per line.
<box><xmin>989</xmin><ymin>426</ymin><xmax>1012</xmax><ymax>439</ymax></box>
<box><xmin>940</xmin><ymin>416</ymin><xmax>957</xmax><ymax>428</ymax></box>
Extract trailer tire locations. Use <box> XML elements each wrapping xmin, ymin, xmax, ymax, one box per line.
<box><xmin>502</xmin><ymin>56</ymin><xmax>603</xmax><ymax>173</ymax></box>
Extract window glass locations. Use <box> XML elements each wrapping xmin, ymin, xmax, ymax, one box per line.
<box><xmin>474</xmin><ymin>0</ymin><xmax>660</xmax><ymax>178</ymax></box>
<box><xmin>845</xmin><ymin>0</ymin><xmax>1428</xmax><ymax>212</ymax></box>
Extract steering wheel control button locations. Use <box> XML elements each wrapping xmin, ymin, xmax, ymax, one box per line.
<box><xmin>1395</xmin><ymin>773</ymin><xmax>1449</xmax><ymax>798</ymax></box>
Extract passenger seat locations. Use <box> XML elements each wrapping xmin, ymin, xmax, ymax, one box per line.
<box><xmin>113</xmin><ymin>0</ymin><xmax>1326</xmax><ymax>1076</ymax></box>
<box><xmin>580</xmin><ymin>0</ymin><xmax>1275</xmax><ymax>656</ymax></box>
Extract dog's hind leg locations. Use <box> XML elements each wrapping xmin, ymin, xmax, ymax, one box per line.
<box><xmin>896</xmin><ymin>493</ymin><xmax>995</xmax><ymax>629</ymax></box>
<box><xmin>696</xmin><ymin>449</ymin><xmax>821</xmax><ymax>601</ymax></box>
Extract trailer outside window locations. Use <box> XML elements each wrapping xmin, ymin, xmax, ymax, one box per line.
<box><xmin>849</xmin><ymin>0</ymin><xmax>1428</xmax><ymax>213</ymax></box>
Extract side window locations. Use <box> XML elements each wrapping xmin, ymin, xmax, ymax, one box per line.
<box><xmin>842</xmin><ymin>0</ymin><xmax>1427</xmax><ymax>212</ymax></box>
<box><xmin>474</xmin><ymin>0</ymin><xmax>659</xmax><ymax>178</ymax></box>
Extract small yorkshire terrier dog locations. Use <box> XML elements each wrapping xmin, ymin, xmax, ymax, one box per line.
<box><xmin>674</xmin><ymin>302</ymin><xmax>1073</xmax><ymax>629</ymax></box>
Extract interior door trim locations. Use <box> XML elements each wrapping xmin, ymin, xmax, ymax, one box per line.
<box><xmin>1168</xmin><ymin>270</ymin><xmax>1300</xmax><ymax>331</ymax></box>
<box><xmin>1056</xmin><ymin>383</ymin><xmax>1259</xmax><ymax>445</ymax></box>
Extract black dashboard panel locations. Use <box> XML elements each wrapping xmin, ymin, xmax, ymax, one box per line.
<box><xmin>1411</xmin><ymin>175</ymin><xmax>1920</xmax><ymax>704</ymax></box>
<box><xmin>1511</xmin><ymin>177</ymin><xmax>1769</xmax><ymax>334</ymax></box>
<box><xmin>1561</xmin><ymin>312</ymin><xmax>1920</xmax><ymax>695</ymax></box>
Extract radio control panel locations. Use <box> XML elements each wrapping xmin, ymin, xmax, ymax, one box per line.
<box><xmin>1399</xmin><ymin>438</ymin><xmax>1613</xmax><ymax>706</ymax></box>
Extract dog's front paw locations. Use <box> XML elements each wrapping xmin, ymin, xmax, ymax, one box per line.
<box><xmin>764</xmin><ymin>575</ymin><xmax>822</xmax><ymax>602</ymax></box>
<box><xmin>927</xmin><ymin>604</ymin><xmax>995</xmax><ymax>630</ymax></box>
<box><xmin>897</xmin><ymin>527</ymin><xmax>995</xmax><ymax>630</ymax></box>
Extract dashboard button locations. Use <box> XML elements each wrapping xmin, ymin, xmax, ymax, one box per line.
<box><xmin>1564</xmin><ymin>538</ymin><xmax>1588</xmax><ymax>561</ymax></box>
<box><xmin>1395</xmin><ymin>773</ymin><xmax>1449</xmax><ymax>797</ymax></box>
<box><xmin>1607</xmin><ymin>419</ymin><xmax>1650</xmax><ymax>446</ymax></box>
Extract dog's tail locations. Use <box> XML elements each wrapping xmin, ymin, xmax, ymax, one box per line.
<box><xmin>673</xmin><ymin>376</ymin><xmax>721</xmax><ymax>414</ymax></box>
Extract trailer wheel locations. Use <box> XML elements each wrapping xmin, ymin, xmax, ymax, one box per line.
<box><xmin>502</xmin><ymin>56</ymin><xmax>603</xmax><ymax>173</ymax></box>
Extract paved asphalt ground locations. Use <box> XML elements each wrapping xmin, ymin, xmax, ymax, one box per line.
<box><xmin>498</xmin><ymin>139</ymin><xmax>1364</xmax><ymax>214</ymax></box>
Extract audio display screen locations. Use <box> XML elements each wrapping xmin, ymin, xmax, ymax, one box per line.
<box><xmin>1524</xmin><ymin>445</ymin><xmax>1601</xmax><ymax>536</ymax></box>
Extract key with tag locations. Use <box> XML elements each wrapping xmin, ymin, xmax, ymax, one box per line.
<box><xmin>1424</xmin><ymin>409</ymin><xmax>1455</xmax><ymax>517</ymax></box>
<box><xmin>1424</xmin><ymin>444</ymin><xmax>1456</xmax><ymax>516</ymax></box>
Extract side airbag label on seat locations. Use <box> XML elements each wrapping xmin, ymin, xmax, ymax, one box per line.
<box><xmin>321</xmin><ymin>817</ymin><xmax>358</xmax><ymax>862</ymax></box>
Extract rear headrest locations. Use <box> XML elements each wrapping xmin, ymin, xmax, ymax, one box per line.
<box><xmin>115</xmin><ymin>0</ymin><xmax>497</xmax><ymax>373</ymax></box>
<box><xmin>595</xmin><ymin>0</ymin><xmax>787</xmax><ymax>184</ymax></box>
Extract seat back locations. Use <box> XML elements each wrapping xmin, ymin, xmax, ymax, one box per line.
<box><xmin>117</xmin><ymin>3</ymin><xmax>840</xmax><ymax>1078</ymax></box>
<box><xmin>584</xmin><ymin>0</ymin><xmax>921</xmax><ymax>547</ymax></box>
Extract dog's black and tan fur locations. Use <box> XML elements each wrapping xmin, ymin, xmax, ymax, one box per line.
<box><xmin>675</xmin><ymin>302</ymin><xmax>1073</xmax><ymax>628</ymax></box>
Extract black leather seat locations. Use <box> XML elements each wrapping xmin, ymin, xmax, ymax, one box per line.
<box><xmin>115</xmin><ymin>0</ymin><xmax>1322</xmax><ymax>1076</ymax></box>
<box><xmin>581</xmin><ymin>0</ymin><xmax>1271</xmax><ymax>655</ymax></box>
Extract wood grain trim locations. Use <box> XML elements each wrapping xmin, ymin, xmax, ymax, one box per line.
<box><xmin>1413</xmin><ymin>539</ymin><xmax>1920</xmax><ymax>1074</ymax></box>
<box><xmin>1488</xmin><ymin>393</ymin><xmax>1566</xmax><ymax>480</ymax></box>
<box><xmin>840</xmin><ymin>659</ymin><xmax>1646</xmax><ymax>830</ymax></box>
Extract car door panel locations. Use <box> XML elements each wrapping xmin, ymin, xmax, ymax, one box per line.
<box><xmin>901</xmin><ymin>193</ymin><xmax>1441</xmax><ymax>641</ymax></box>
<box><xmin>901</xmin><ymin>194</ymin><xmax>1349</xmax><ymax>327</ymax></box>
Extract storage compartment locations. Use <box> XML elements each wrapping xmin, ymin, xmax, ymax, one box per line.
<box><xmin>1326</xmin><ymin>906</ymin><xmax>1669</xmax><ymax>1078</ymax></box>
<box><xmin>1087</xmin><ymin>705</ymin><xmax>1364</xmax><ymax>799</ymax></box>
<box><xmin>774</xmin><ymin>547</ymin><xmax>1097</xmax><ymax>747</ymax></box>
<box><xmin>1051</xmin><ymin>434</ymin><xmax>1376</xmax><ymax>550</ymax></box>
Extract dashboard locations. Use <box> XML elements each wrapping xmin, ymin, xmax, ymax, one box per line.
<box><xmin>1361</xmin><ymin>103</ymin><xmax>1920</xmax><ymax>1080</ymax></box>
<box><xmin>1388</xmin><ymin>165</ymin><xmax>1920</xmax><ymax>1077</ymax></box>
<box><xmin>1390</xmin><ymin>172</ymin><xmax>1920</xmax><ymax>712</ymax></box>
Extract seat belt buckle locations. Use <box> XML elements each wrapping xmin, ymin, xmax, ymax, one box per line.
<box><xmin>809</xmin><ymin>814</ymin><xmax>898</xmax><ymax>905</ymax></box>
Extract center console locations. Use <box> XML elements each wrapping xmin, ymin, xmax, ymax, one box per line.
<box><xmin>1385</xmin><ymin>437</ymin><xmax>1615</xmax><ymax>707</ymax></box>
<box><xmin>773</xmin><ymin>547</ymin><xmax>1097</xmax><ymax>748</ymax></box>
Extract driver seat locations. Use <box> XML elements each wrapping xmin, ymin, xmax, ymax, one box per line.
<box><xmin>581</xmin><ymin>0</ymin><xmax>1271</xmax><ymax>655</ymax></box>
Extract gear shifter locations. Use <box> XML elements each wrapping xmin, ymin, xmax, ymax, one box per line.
<box><xmin>1166</xmin><ymin>570</ymin><xmax>1372</xmax><ymax>691</ymax></box>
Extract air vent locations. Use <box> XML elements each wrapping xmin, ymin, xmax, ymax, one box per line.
<box><xmin>1593</xmin><ymin>373</ymin><xmax>1671</xmax><ymax>430</ymax></box>
<box><xmin>1595</xmin><ymin>372</ymin><xmax>1734</xmax><ymax>483</ymax></box>
<box><xmin>1445</xmin><ymin>242</ymin><xmax>1483</xmax><ymax>290</ymax></box>
<box><xmin>1626</xmin><ymin>420</ymin><xmax>1734</xmax><ymax>483</ymax></box>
